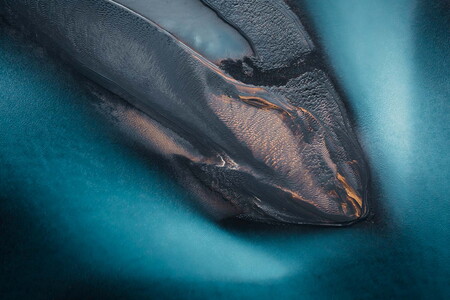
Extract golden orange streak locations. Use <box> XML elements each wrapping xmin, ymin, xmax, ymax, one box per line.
<box><xmin>298</xmin><ymin>107</ymin><xmax>319</xmax><ymax>123</ymax></box>
<box><xmin>235</xmin><ymin>85</ymin><xmax>268</xmax><ymax>95</ymax></box>
<box><xmin>238</xmin><ymin>95</ymin><xmax>281</xmax><ymax>110</ymax></box>
<box><xmin>337</xmin><ymin>173</ymin><xmax>363</xmax><ymax>217</ymax></box>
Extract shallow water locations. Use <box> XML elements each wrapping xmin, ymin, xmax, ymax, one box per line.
<box><xmin>113</xmin><ymin>0</ymin><xmax>253</xmax><ymax>62</ymax></box>
<box><xmin>0</xmin><ymin>0</ymin><xmax>449</xmax><ymax>298</ymax></box>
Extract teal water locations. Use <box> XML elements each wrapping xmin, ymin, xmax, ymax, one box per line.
<box><xmin>0</xmin><ymin>0</ymin><xmax>449</xmax><ymax>298</ymax></box>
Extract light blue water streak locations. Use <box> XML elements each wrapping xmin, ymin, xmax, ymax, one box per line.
<box><xmin>113</xmin><ymin>0</ymin><xmax>253</xmax><ymax>62</ymax></box>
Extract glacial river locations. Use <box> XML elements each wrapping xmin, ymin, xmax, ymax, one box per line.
<box><xmin>0</xmin><ymin>0</ymin><xmax>448</xmax><ymax>298</ymax></box>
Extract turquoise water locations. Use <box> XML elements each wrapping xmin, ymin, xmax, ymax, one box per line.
<box><xmin>0</xmin><ymin>0</ymin><xmax>449</xmax><ymax>298</ymax></box>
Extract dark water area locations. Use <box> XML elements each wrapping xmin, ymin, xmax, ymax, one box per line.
<box><xmin>0</xmin><ymin>0</ymin><xmax>449</xmax><ymax>299</ymax></box>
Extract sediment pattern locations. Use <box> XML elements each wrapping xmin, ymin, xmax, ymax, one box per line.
<box><xmin>0</xmin><ymin>0</ymin><xmax>369</xmax><ymax>225</ymax></box>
